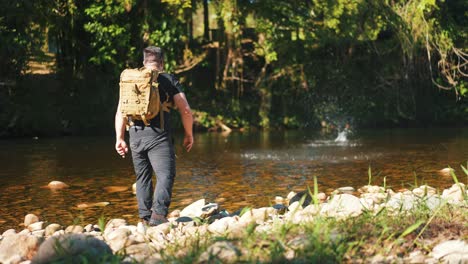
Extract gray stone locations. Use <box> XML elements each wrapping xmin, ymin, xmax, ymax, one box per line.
<box><xmin>32</xmin><ymin>234</ymin><xmax>112</xmax><ymax>264</ymax></box>
<box><xmin>24</xmin><ymin>214</ymin><xmax>39</xmax><ymax>227</ymax></box>
<box><xmin>0</xmin><ymin>234</ymin><xmax>42</xmax><ymax>264</ymax></box>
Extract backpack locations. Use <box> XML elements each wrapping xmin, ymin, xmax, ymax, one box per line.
<box><xmin>119</xmin><ymin>67</ymin><xmax>171</xmax><ymax>128</ymax></box>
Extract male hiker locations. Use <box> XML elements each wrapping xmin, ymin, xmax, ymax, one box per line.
<box><xmin>115</xmin><ymin>46</ymin><xmax>194</xmax><ymax>226</ymax></box>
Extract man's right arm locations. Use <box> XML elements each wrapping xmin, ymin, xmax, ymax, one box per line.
<box><xmin>115</xmin><ymin>103</ymin><xmax>128</xmax><ymax>157</ymax></box>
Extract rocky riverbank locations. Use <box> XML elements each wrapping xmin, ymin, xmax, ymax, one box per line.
<box><xmin>0</xmin><ymin>183</ymin><xmax>467</xmax><ymax>263</ymax></box>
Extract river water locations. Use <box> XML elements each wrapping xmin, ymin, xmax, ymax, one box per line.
<box><xmin>0</xmin><ymin>128</ymin><xmax>466</xmax><ymax>230</ymax></box>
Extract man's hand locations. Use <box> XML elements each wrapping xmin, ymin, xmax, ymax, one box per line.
<box><xmin>183</xmin><ymin>134</ymin><xmax>193</xmax><ymax>152</ymax></box>
<box><xmin>115</xmin><ymin>139</ymin><xmax>128</xmax><ymax>158</ymax></box>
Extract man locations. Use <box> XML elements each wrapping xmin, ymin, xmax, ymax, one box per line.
<box><xmin>115</xmin><ymin>46</ymin><xmax>194</xmax><ymax>226</ymax></box>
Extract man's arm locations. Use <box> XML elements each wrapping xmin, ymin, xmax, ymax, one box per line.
<box><xmin>173</xmin><ymin>93</ymin><xmax>194</xmax><ymax>152</ymax></box>
<box><xmin>115</xmin><ymin>102</ymin><xmax>128</xmax><ymax>157</ymax></box>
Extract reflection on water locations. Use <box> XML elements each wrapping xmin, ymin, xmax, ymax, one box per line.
<box><xmin>0</xmin><ymin>128</ymin><xmax>467</xmax><ymax>230</ymax></box>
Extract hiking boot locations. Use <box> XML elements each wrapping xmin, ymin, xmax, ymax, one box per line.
<box><xmin>149</xmin><ymin>212</ymin><xmax>168</xmax><ymax>226</ymax></box>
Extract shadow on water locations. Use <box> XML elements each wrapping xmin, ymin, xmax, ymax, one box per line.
<box><xmin>0</xmin><ymin>127</ymin><xmax>467</xmax><ymax>229</ymax></box>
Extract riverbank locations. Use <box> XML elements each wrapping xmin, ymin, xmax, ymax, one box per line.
<box><xmin>0</xmin><ymin>182</ymin><xmax>466</xmax><ymax>263</ymax></box>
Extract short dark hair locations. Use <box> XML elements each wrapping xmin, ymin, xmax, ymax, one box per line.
<box><xmin>143</xmin><ymin>46</ymin><xmax>164</xmax><ymax>65</ymax></box>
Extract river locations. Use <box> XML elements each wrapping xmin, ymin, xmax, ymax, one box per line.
<box><xmin>0</xmin><ymin>127</ymin><xmax>466</xmax><ymax>230</ymax></box>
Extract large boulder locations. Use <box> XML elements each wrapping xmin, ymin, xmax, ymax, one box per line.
<box><xmin>32</xmin><ymin>234</ymin><xmax>112</xmax><ymax>264</ymax></box>
<box><xmin>0</xmin><ymin>234</ymin><xmax>42</xmax><ymax>264</ymax></box>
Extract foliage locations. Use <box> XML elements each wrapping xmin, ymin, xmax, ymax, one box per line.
<box><xmin>1</xmin><ymin>0</ymin><xmax>467</xmax><ymax>136</ymax></box>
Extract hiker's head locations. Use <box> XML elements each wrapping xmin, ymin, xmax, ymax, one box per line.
<box><xmin>143</xmin><ymin>46</ymin><xmax>164</xmax><ymax>71</ymax></box>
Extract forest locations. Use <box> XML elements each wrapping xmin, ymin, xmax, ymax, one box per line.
<box><xmin>0</xmin><ymin>0</ymin><xmax>467</xmax><ymax>136</ymax></box>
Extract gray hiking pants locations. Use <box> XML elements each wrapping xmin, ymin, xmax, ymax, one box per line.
<box><xmin>129</xmin><ymin>126</ymin><xmax>175</xmax><ymax>219</ymax></box>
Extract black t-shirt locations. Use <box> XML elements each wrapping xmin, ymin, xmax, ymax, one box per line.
<box><xmin>132</xmin><ymin>72</ymin><xmax>183</xmax><ymax>128</ymax></box>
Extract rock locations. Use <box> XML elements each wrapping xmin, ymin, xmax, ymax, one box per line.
<box><xmin>272</xmin><ymin>204</ymin><xmax>287</xmax><ymax>214</ymax></box>
<box><xmin>432</xmin><ymin>240</ymin><xmax>468</xmax><ymax>263</ymax></box>
<box><xmin>77</xmin><ymin>202</ymin><xmax>110</xmax><ymax>209</ymax></box>
<box><xmin>288</xmin><ymin>201</ymin><xmax>302</xmax><ymax>213</ymax></box>
<box><xmin>385</xmin><ymin>193</ymin><xmax>417</xmax><ymax>212</ymax></box>
<box><xmin>104</xmin><ymin>219</ymin><xmax>127</xmax><ymax>236</ymax></box>
<box><xmin>175</xmin><ymin>216</ymin><xmax>194</xmax><ymax>223</ymax></box>
<box><xmin>2</xmin><ymin>229</ymin><xmax>16</xmax><ymax>237</ymax></box>
<box><xmin>32</xmin><ymin>234</ymin><xmax>112</xmax><ymax>264</ymax></box>
<box><xmin>442</xmin><ymin>183</ymin><xmax>467</xmax><ymax>203</ymax></box>
<box><xmin>103</xmin><ymin>186</ymin><xmax>128</xmax><ymax>193</ymax></box>
<box><xmin>413</xmin><ymin>185</ymin><xmax>436</xmax><ymax>197</ymax></box>
<box><xmin>275</xmin><ymin>196</ymin><xmax>285</xmax><ymax>204</ymax></box>
<box><xmin>136</xmin><ymin>222</ymin><xmax>146</xmax><ymax>235</ymax></box>
<box><xmin>65</xmin><ymin>225</ymin><xmax>83</xmax><ymax>234</ymax></box>
<box><xmin>336</xmin><ymin>186</ymin><xmax>355</xmax><ymax>194</ymax></box>
<box><xmin>359</xmin><ymin>185</ymin><xmax>385</xmax><ymax>194</ymax></box>
<box><xmin>198</xmin><ymin>241</ymin><xmax>240</xmax><ymax>263</ymax></box>
<box><xmin>28</xmin><ymin>221</ymin><xmax>44</xmax><ymax>232</ymax></box>
<box><xmin>424</xmin><ymin>196</ymin><xmax>444</xmax><ymax>211</ymax></box>
<box><xmin>320</xmin><ymin>194</ymin><xmax>363</xmax><ymax>218</ymax></box>
<box><xmin>125</xmin><ymin>243</ymin><xmax>155</xmax><ymax>261</ymax></box>
<box><xmin>18</xmin><ymin>229</ymin><xmax>30</xmax><ymax>236</ymax></box>
<box><xmin>104</xmin><ymin>228</ymin><xmax>131</xmax><ymax>252</ymax></box>
<box><xmin>208</xmin><ymin>216</ymin><xmax>239</xmax><ymax>235</ymax></box>
<box><xmin>289</xmin><ymin>191</ymin><xmax>312</xmax><ymax>206</ymax></box>
<box><xmin>201</xmin><ymin>203</ymin><xmax>219</xmax><ymax>218</ymax></box>
<box><xmin>168</xmin><ymin>209</ymin><xmax>181</xmax><ymax>218</ymax></box>
<box><xmin>406</xmin><ymin>250</ymin><xmax>426</xmax><ymax>264</ymax></box>
<box><xmin>52</xmin><ymin>230</ymin><xmax>65</xmax><ymax>237</ymax></box>
<box><xmin>239</xmin><ymin>207</ymin><xmax>274</xmax><ymax>226</ymax></box>
<box><xmin>84</xmin><ymin>224</ymin><xmax>93</xmax><ymax>233</ymax></box>
<box><xmin>180</xmin><ymin>199</ymin><xmax>206</xmax><ymax>218</ymax></box>
<box><xmin>0</xmin><ymin>234</ymin><xmax>42</xmax><ymax>264</ymax></box>
<box><xmin>317</xmin><ymin>192</ymin><xmax>327</xmax><ymax>203</ymax></box>
<box><xmin>132</xmin><ymin>182</ymin><xmax>137</xmax><ymax>194</ymax></box>
<box><xmin>286</xmin><ymin>191</ymin><xmax>297</xmax><ymax>201</ymax></box>
<box><xmin>24</xmin><ymin>214</ymin><xmax>39</xmax><ymax>227</ymax></box>
<box><xmin>361</xmin><ymin>192</ymin><xmax>388</xmax><ymax>204</ymax></box>
<box><xmin>32</xmin><ymin>230</ymin><xmax>45</xmax><ymax>238</ymax></box>
<box><xmin>439</xmin><ymin>167</ymin><xmax>454</xmax><ymax>176</ymax></box>
<box><xmin>47</xmin><ymin>181</ymin><xmax>69</xmax><ymax>189</ymax></box>
<box><xmin>146</xmin><ymin>222</ymin><xmax>171</xmax><ymax>241</ymax></box>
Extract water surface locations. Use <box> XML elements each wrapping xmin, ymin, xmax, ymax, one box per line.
<box><xmin>0</xmin><ymin>128</ymin><xmax>466</xmax><ymax>230</ymax></box>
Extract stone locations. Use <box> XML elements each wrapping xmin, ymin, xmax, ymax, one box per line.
<box><xmin>180</xmin><ymin>199</ymin><xmax>206</xmax><ymax>218</ymax></box>
<box><xmin>208</xmin><ymin>216</ymin><xmax>239</xmax><ymax>235</ymax></box>
<box><xmin>168</xmin><ymin>209</ymin><xmax>181</xmax><ymax>218</ymax></box>
<box><xmin>413</xmin><ymin>185</ymin><xmax>437</xmax><ymax>197</ymax></box>
<box><xmin>320</xmin><ymin>194</ymin><xmax>363</xmax><ymax>218</ymax></box>
<box><xmin>239</xmin><ymin>207</ymin><xmax>274</xmax><ymax>226</ymax></box>
<box><xmin>32</xmin><ymin>230</ymin><xmax>45</xmax><ymax>238</ymax></box>
<box><xmin>442</xmin><ymin>183</ymin><xmax>467</xmax><ymax>203</ymax></box>
<box><xmin>19</xmin><ymin>229</ymin><xmax>30</xmax><ymax>236</ymax></box>
<box><xmin>175</xmin><ymin>216</ymin><xmax>194</xmax><ymax>223</ymax></box>
<box><xmin>0</xmin><ymin>234</ymin><xmax>42</xmax><ymax>264</ymax></box>
<box><xmin>28</xmin><ymin>221</ymin><xmax>44</xmax><ymax>232</ymax></box>
<box><xmin>286</xmin><ymin>191</ymin><xmax>297</xmax><ymax>201</ymax></box>
<box><xmin>201</xmin><ymin>203</ymin><xmax>219</xmax><ymax>218</ymax></box>
<box><xmin>2</xmin><ymin>229</ymin><xmax>16</xmax><ymax>237</ymax></box>
<box><xmin>104</xmin><ymin>219</ymin><xmax>127</xmax><ymax>236</ymax></box>
<box><xmin>385</xmin><ymin>193</ymin><xmax>417</xmax><ymax>212</ymax></box>
<box><xmin>65</xmin><ymin>225</ymin><xmax>84</xmax><ymax>234</ymax></box>
<box><xmin>136</xmin><ymin>222</ymin><xmax>146</xmax><ymax>235</ymax></box>
<box><xmin>317</xmin><ymin>192</ymin><xmax>327</xmax><ymax>203</ymax></box>
<box><xmin>105</xmin><ymin>228</ymin><xmax>131</xmax><ymax>252</ymax></box>
<box><xmin>432</xmin><ymin>240</ymin><xmax>468</xmax><ymax>263</ymax></box>
<box><xmin>336</xmin><ymin>186</ymin><xmax>355</xmax><ymax>194</ymax></box>
<box><xmin>132</xmin><ymin>182</ymin><xmax>137</xmax><ymax>194</ymax></box>
<box><xmin>288</xmin><ymin>201</ymin><xmax>302</xmax><ymax>213</ymax></box>
<box><xmin>272</xmin><ymin>204</ymin><xmax>287</xmax><ymax>214</ymax></box>
<box><xmin>359</xmin><ymin>185</ymin><xmax>385</xmax><ymax>194</ymax></box>
<box><xmin>47</xmin><ymin>181</ymin><xmax>69</xmax><ymax>189</ymax></box>
<box><xmin>84</xmin><ymin>224</ymin><xmax>93</xmax><ymax>233</ymax></box>
<box><xmin>32</xmin><ymin>234</ymin><xmax>112</xmax><ymax>264</ymax></box>
<box><xmin>52</xmin><ymin>230</ymin><xmax>65</xmax><ymax>237</ymax></box>
<box><xmin>407</xmin><ymin>250</ymin><xmax>426</xmax><ymax>264</ymax></box>
<box><xmin>198</xmin><ymin>241</ymin><xmax>240</xmax><ymax>263</ymax></box>
<box><xmin>275</xmin><ymin>196</ymin><xmax>285</xmax><ymax>204</ymax></box>
<box><xmin>289</xmin><ymin>191</ymin><xmax>313</xmax><ymax>206</ymax></box>
<box><xmin>146</xmin><ymin>222</ymin><xmax>171</xmax><ymax>241</ymax></box>
<box><xmin>425</xmin><ymin>196</ymin><xmax>444</xmax><ymax>211</ymax></box>
<box><xmin>24</xmin><ymin>214</ymin><xmax>39</xmax><ymax>227</ymax></box>
<box><xmin>438</xmin><ymin>167</ymin><xmax>454</xmax><ymax>176</ymax></box>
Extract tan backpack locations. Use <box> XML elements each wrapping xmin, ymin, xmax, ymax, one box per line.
<box><xmin>119</xmin><ymin>67</ymin><xmax>170</xmax><ymax>128</ymax></box>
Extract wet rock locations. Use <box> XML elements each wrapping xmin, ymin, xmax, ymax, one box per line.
<box><xmin>175</xmin><ymin>216</ymin><xmax>193</xmax><ymax>223</ymax></box>
<box><xmin>180</xmin><ymin>199</ymin><xmax>206</xmax><ymax>218</ymax></box>
<box><xmin>103</xmin><ymin>186</ymin><xmax>128</xmax><ymax>193</ymax></box>
<box><xmin>0</xmin><ymin>234</ymin><xmax>42</xmax><ymax>264</ymax></box>
<box><xmin>47</xmin><ymin>181</ymin><xmax>69</xmax><ymax>189</ymax></box>
<box><xmin>132</xmin><ymin>182</ymin><xmax>137</xmax><ymax>194</ymax></box>
<box><xmin>65</xmin><ymin>225</ymin><xmax>83</xmax><ymax>234</ymax></box>
<box><xmin>320</xmin><ymin>194</ymin><xmax>363</xmax><ymax>218</ymax></box>
<box><xmin>198</xmin><ymin>241</ymin><xmax>240</xmax><ymax>263</ymax></box>
<box><xmin>272</xmin><ymin>204</ymin><xmax>287</xmax><ymax>214</ymax></box>
<box><xmin>432</xmin><ymin>240</ymin><xmax>468</xmax><ymax>263</ymax></box>
<box><xmin>24</xmin><ymin>214</ymin><xmax>39</xmax><ymax>227</ymax></box>
<box><xmin>32</xmin><ymin>234</ymin><xmax>112</xmax><ymax>264</ymax></box>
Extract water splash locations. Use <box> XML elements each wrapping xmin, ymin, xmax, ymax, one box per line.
<box><xmin>334</xmin><ymin>131</ymin><xmax>348</xmax><ymax>142</ymax></box>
